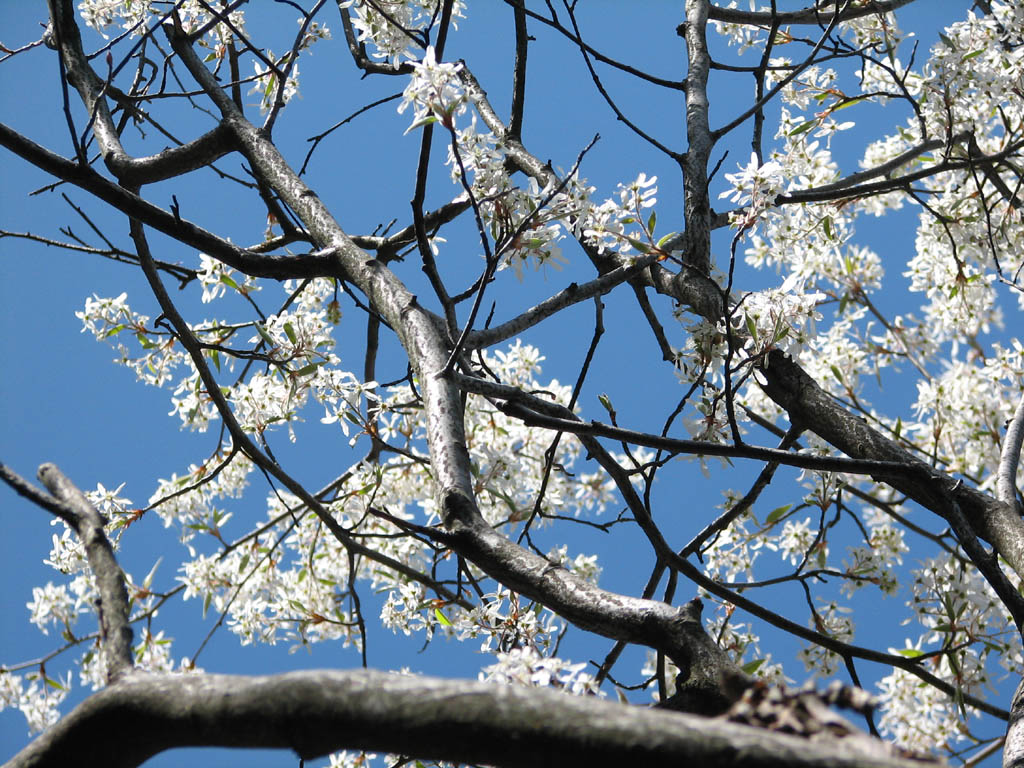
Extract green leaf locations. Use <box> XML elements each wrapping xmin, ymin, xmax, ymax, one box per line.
<box><xmin>895</xmin><ymin>648</ymin><xmax>924</xmax><ymax>658</ymax></box>
<box><xmin>255</xmin><ymin>323</ymin><xmax>276</xmax><ymax>346</ymax></box>
<box><xmin>647</xmin><ymin>210</ymin><xmax>657</xmax><ymax>235</ymax></box>
<box><xmin>293</xmin><ymin>362</ymin><xmax>324</xmax><ymax>377</ymax></box>
<box><xmin>830</xmin><ymin>365</ymin><xmax>844</xmax><ymax>383</ymax></box>
<box><xmin>822</xmin><ymin>215</ymin><xmax>834</xmax><ymax>240</ymax></box>
<box><xmin>765</xmin><ymin>504</ymin><xmax>791</xmax><ymax>524</ymax></box>
<box><xmin>406</xmin><ymin>114</ymin><xmax>439</xmax><ymax>132</ymax></box>
<box><xmin>741</xmin><ymin>658</ymin><xmax>766</xmax><ymax>675</ymax></box>
<box><xmin>284</xmin><ymin>322</ymin><xmax>298</xmax><ymax>345</ymax></box>
<box><xmin>210</xmin><ymin>349</ymin><xmax>221</xmax><ymax>372</ymax></box>
<box><xmin>744</xmin><ymin>313</ymin><xmax>758</xmax><ymax>341</ymax></box>
<box><xmin>656</xmin><ymin>231</ymin><xmax>679</xmax><ymax>249</ymax></box>
<box><xmin>434</xmin><ymin>607</ymin><xmax>452</xmax><ymax>627</ymax></box>
<box><xmin>788</xmin><ymin>119</ymin><xmax>815</xmax><ymax>136</ymax></box>
<box><xmin>136</xmin><ymin>332</ymin><xmax>157</xmax><ymax>349</ymax></box>
<box><xmin>626</xmin><ymin>237</ymin><xmax>650</xmax><ymax>253</ymax></box>
<box><xmin>45</xmin><ymin>676</ymin><xmax>65</xmax><ymax>691</ymax></box>
<box><xmin>598</xmin><ymin>393</ymin><xmax>614</xmax><ymax>415</ymax></box>
<box><xmin>219</xmin><ymin>273</ymin><xmax>240</xmax><ymax>291</ymax></box>
<box><xmin>938</xmin><ymin>32</ymin><xmax>955</xmax><ymax>50</ymax></box>
<box><xmin>831</xmin><ymin>97</ymin><xmax>864</xmax><ymax>112</ymax></box>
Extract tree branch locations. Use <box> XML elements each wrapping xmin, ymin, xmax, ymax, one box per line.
<box><xmin>46</xmin><ymin>0</ymin><xmax>236</xmax><ymax>186</ymax></box>
<box><xmin>680</xmin><ymin>0</ymin><xmax>714</xmax><ymax>274</ymax></box>
<box><xmin>33</xmin><ymin>464</ymin><xmax>135</xmax><ymax>681</ymax></box>
<box><xmin>5</xmin><ymin>669</ymin><xmax>933</xmax><ymax>768</ymax></box>
<box><xmin>465</xmin><ymin>252</ymin><xmax>661</xmax><ymax>349</ymax></box>
<box><xmin>458</xmin><ymin>374</ymin><xmax>922</xmax><ymax>477</ymax></box>
<box><xmin>0</xmin><ymin>122</ymin><xmax>331</xmax><ymax>280</ymax></box>
<box><xmin>706</xmin><ymin>0</ymin><xmax>917</xmax><ymax>26</ymax></box>
<box><xmin>997</xmin><ymin>390</ymin><xmax>1024</xmax><ymax>508</ymax></box>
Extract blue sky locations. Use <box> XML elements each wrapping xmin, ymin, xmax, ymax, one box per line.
<box><xmin>0</xmin><ymin>2</ymin><xmax>991</xmax><ymax>766</ymax></box>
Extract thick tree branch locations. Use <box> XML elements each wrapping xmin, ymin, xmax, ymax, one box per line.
<box><xmin>706</xmin><ymin>0</ymin><xmax>917</xmax><ymax>26</ymax></box>
<box><xmin>680</xmin><ymin>0</ymin><xmax>714</xmax><ymax>274</ymax></box>
<box><xmin>1005</xmin><ymin>678</ymin><xmax>1024</xmax><ymax>768</ymax></box>
<box><xmin>46</xmin><ymin>0</ymin><xmax>236</xmax><ymax>186</ymax></box>
<box><xmin>4</xmin><ymin>669</ymin><xmax>933</xmax><ymax>768</ymax></box>
<box><xmin>0</xmin><ymin>122</ymin><xmax>331</xmax><ymax>279</ymax></box>
<box><xmin>998</xmin><ymin>390</ymin><xmax>1024</xmax><ymax>508</ymax></box>
<box><xmin>759</xmin><ymin>350</ymin><xmax>1024</xmax><ymax>577</ymax></box>
<box><xmin>0</xmin><ymin>463</ymin><xmax>78</xmax><ymax>527</ymax></box>
<box><xmin>34</xmin><ymin>464</ymin><xmax>134</xmax><ymax>681</ymax></box>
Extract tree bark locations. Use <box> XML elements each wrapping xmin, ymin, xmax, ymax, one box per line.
<box><xmin>3</xmin><ymin>669</ymin><xmax>934</xmax><ymax>768</ymax></box>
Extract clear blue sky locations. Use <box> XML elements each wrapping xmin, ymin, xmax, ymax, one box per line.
<box><xmin>0</xmin><ymin>2</ymin><xmax>988</xmax><ymax>766</ymax></box>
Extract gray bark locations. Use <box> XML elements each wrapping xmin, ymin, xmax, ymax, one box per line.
<box><xmin>3</xmin><ymin>669</ymin><xmax>933</xmax><ymax>768</ymax></box>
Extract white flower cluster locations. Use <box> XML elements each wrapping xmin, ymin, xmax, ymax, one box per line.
<box><xmin>583</xmin><ymin>173</ymin><xmax>659</xmax><ymax>258</ymax></box>
<box><xmin>0</xmin><ymin>669</ymin><xmax>68</xmax><ymax>735</ymax></box>
<box><xmin>398</xmin><ymin>46</ymin><xmax>468</xmax><ymax>132</ymax></box>
<box><xmin>479</xmin><ymin>645</ymin><xmax>599</xmax><ymax>696</ymax></box>
<box><xmin>719</xmin><ymin>153</ymin><xmax>784</xmax><ymax>229</ymax></box>
<box><xmin>342</xmin><ymin>0</ymin><xmax>466</xmax><ymax>66</ymax></box>
<box><xmin>910</xmin><ymin>342</ymin><xmax>1024</xmax><ymax>481</ymax></box>
<box><xmin>796</xmin><ymin>600</ymin><xmax>853</xmax><ymax>678</ymax></box>
<box><xmin>77</xmin><ymin>293</ymin><xmax>182</xmax><ymax>388</ymax></box>
<box><xmin>709</xmin><ymin>1</ymin><xmax>768</xmax><ymax>54</ymax></box>
<box><xmin>875</xmin><ymin>550</ymin><xmax>1017</xmax><ymax>754</ymax></box>
<box><xmin>250</xmin><ymin>51</ymin><xmax>303</xmax><ymax>114</ymax></box>
<box><xmin>78</xmin><ymin>0</ymin><xmax>247</xmax><ymax>43</ymax></box>
<box><xmin>148</xmin><ymin>451</ymin><xmax>253</xmax><ymax>544</ymax></box>
<box><xmin>152</xmin><ymin>335</ymin><xmax>609</xmax><ymax>656</ymax></box>
<box><xmin>399</xmin><ymin>47</ymin><xmax>669</xmax><ymax>277</ymax></box>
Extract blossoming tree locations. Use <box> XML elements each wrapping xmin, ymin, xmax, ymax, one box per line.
<box><xmin>2</xmin><ymin>0</ymin><xmax>1023</xmax><ymax>765</ymax></box>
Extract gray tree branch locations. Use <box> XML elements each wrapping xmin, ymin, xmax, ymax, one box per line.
<box><xmin>998</xmin><ymin>390</ymin><xmax>1024</xmax><ymax>508</ymax></box>
<box><xmin>681</xmin><ymin>0</ymin><xmax>714</xmax><ymax>274</ymax></box>
<box><xmin>32</xmin><ymin>464</ymin><xmax>134</xmax><ymax>681</ymax></box>
<box><xmin>45</xmin><ymin>0</ymin><xmax>236</xmax><ymax>186</ymax></box>
<box><xmin>3</xmin><ymin>669</ymin><xmax>935</xmax><ymax>768</ymax></box>
<box><xmin>706</xmin><ymin>0</ymin><xmax>917</xmax><ymax>26</ymax></box>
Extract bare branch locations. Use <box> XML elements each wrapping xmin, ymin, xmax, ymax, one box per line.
<box><xmin>680</xmin><ymin>0</ymin><xmax>714</xmax><ymax>274</ymax></box>
<box><xmin>0</xmin><ymin>122</ymin><xmax>333</xmax><ymax>279</ymax></box>
<box><xmin>706</xmin><ymin>0</ymin><xmax>917</xmax><ymax>26</ymax></box>
<box><xmin>0</xmin><ymin>463</ymin><xmax>78</xmax><ymax>527</ymax></box>
<box><xmin>459</xmin><ymin>374</ymin><xmax>923</xmax><ymax>478</ymax></box>
<box><xmin>998</xmin><ymin>390</ymin><xmax>1024</xmax><ymax>508</ymax></box>
<box><xmin>465</xmin><ymin>252</ymin><xmax>661</xmax><ymax>349</ymax></box>
<box><xmin>35</xmin><ymin>464</ymin><xmax>134</xmax><ymax>681</ymax></box>
<box><xmin>46</xmin><ymin>0</ymin><xmax>237</xmax><ymax>186</ymax></box>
